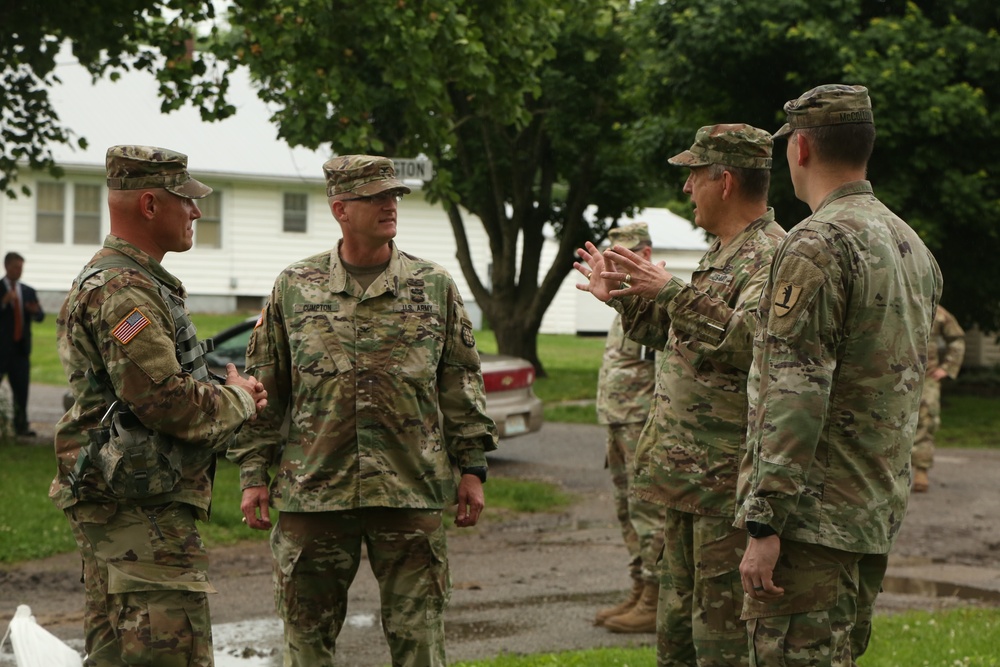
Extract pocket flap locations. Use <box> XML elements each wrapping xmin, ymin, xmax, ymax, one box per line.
<box><xmin>742</xmin><ymin>563</ymin><xmax>839</xmax><ymax>620</ymax></box>
<box><xmin>107</xmin><ymin>561</ymin><xmax>217</xmax><ymax>594</ymax></box>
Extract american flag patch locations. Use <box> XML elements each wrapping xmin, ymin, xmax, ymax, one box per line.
<box><xmin>112</xmin><ymin>308</ymin><xmax>151</xmax><ymax>344</ymax></box>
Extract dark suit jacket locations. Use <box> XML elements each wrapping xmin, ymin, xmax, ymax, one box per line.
<box><xmin>0</xmin><ymin>280</ymin><xmax>45</xmax><ymax>358</ymax></box>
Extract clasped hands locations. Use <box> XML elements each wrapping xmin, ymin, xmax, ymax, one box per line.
<box><xmin>574</xmin><ymin>241</ymin><xmax>671</xmax><ymax>302</ymax></box>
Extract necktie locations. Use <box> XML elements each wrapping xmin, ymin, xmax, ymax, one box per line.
<box><xmin>11</xmin><ymin>288</ymin><xmax>22</xmax><ymax>342</ymax></box>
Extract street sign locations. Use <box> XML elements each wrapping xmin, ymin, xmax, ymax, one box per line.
<box><xmin>391</xmin><ymin>158</ymin><xmax>434</xmax><ymax>182</ymax></box>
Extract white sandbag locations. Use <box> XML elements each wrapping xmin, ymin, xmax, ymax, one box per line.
<box><xmin>1</xmin><ymin>605</ymin><xmax>82</xmax><ymax>667</ymax></box>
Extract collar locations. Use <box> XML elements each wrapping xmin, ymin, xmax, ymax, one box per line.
<box><xmin>704</xmin><ymin>207</ymin><xmax>777</xmax><ymax>268</ymax></box>
<box><xmin>814</xmin><ymin>180</ymin><xmax>874</xmax><ymax>214</ymax></box>
<box><xmin>328</xmin><ymin>240</ymin><xmax>402</xmax><ymax>297</ymax></box>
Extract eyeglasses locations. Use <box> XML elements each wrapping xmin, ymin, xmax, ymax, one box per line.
<box><xmin>339</xmin><ymin>193</ymin><xmax>403</xmax><ymax>204</ymax></box>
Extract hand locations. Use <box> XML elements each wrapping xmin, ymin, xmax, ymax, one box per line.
<box><xmin>929</xmin><ymin>368</ymin><xmax>949</xmax><ymax>381</ymax></box>
<box><xmin>24</xmin><ymin>301</ymin><xmax>41</xmax><ymax>315</ymax></box>
<box><xmin>455</xmin><ymin>474</ymin><xmax>485</xmax><ymax>527</ymax></box>
<box><xmin>740</xmin><ymin>534</ymin><xmax>785</xmax><ymax>600</ymax></box>
<box><xmin>602</xmin><ymin>245</ymin><xmax>673</xmax><ymax>300</ymax></box>
<box><xmin>240</xmin><ymin>485</ymin><xmax>272</xmax><ymax>530</ymax></box>
<box><xmin>0</xmin><ymin>290</ymin><xmax>13</xmax><ymax>306</ymax></box>
<box><xmin>574</xmin><ymin>241</ymin><xmax>618</xmax><ymax>302</ymax></box>
<box><xmin>225</xmin><ymin>363</ymin><xmax>268</xmax><ymax>416</ymax></box>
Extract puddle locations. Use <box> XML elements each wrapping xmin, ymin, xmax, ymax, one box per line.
<box><xmin>882</xmin><ymin>575</ymin><xmax>1000</xmax><ymax>604</ymax></box>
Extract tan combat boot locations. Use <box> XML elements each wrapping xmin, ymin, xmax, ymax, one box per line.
<box><xmin>913</xmin><ymin>467</ymin><xmax>930</xmax><ymax>493</ymax></box>
<box><xmin>594</xmin><ymin>579</ymin><xmax>643</xmax><ymax>627</ymax></box>
<box><xmin>603</xmin><ymin>580</ymin><xmax>658</xmax><ymax>633</ymax></box>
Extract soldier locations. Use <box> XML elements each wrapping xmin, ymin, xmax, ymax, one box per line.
<box><xmin>736</xmin><ymin>85</ymin><xmax>941</xmax><ymax>666</ymax></box>
<box><xmin>912</xmin><ymin>305</ymin><xmax>965</xmax><ymax>492</ymax></box>
<box><xmin>577</xmin><ymin>124</ymin><xmax>785</xmax><ymax>665</ymax></box>
<box><xmin>593</xmin><ymin>223</ymin><xmax>665</xmax><ymax>634</ymax></box>
<box><xmin>229</xmin><ymin>155</ymin><xmax>498</xmax><ymax>667</ymax></box>
<box><xmin>50</xmin><ymin>145</ymin><xmax>268</xmax><ymax>666</ymax></box>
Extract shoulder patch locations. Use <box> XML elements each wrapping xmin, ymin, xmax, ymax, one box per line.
<box><xmin>112</xmin><ymin>308</ymin><xmax>151</xmax><ymax>344</ymax></box>
<box><xmin>461</xmin><ymin>322</ymin><xmax>476</xmax><ymax>348</ymax></box>
<box><xmin>772</xmin><ymin>282</ymin><xmax>803</xmax><ymax>317</ymax></box>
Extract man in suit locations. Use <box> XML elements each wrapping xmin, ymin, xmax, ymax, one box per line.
<box><xmin>1</xmin><ymin>252</ymin><xmax>45</xmax><ymax>437</ymax></box>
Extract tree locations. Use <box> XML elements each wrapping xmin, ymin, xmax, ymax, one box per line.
<box><xmin>195</xmin><ymin>0</ymin><xmax>657</xmax><ymax>374</ymax></box>
<box><xmin>627</xmin><ymin>0</ymin><xmax>1000</xmax><ymax>333</ymax></box>
<box><xmin>0</xmin><ymin>0</ymin><xmax>230</xmax><ymax>199</ymax></box>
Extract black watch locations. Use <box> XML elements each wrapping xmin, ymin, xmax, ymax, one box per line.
<box><xmin>460</xmin><ymin>466</ymin><xmax>488</xmax><ymax>483</ymax></box>
<box><xmin>746</xmin><ymin>521</ymin><xmax>777</xmax><ymax>538</ymax></box>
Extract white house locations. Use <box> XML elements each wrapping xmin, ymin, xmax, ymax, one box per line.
<box><xmin>0</xmin><ymin>49</ymin><xmax>708</xmax><ymax>336</ymax></box>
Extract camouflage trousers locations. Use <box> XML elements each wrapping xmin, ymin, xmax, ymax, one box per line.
<box><xmin>271</xmin><ymin>508</ymin><xmax>450</xmax><ymax>667</ymax></box>
<box><xmin>607</xmin><ymin>422</ymin><xmax>666</xmax><ymax>583</ymax></box>
<box><xmin>741</xmin><ymin>540</ymin><xmax>888</xmax><ymax>667</ymax></box>
<box><xmin>65</xmin><ymin>502</ymin><xmax>216</xmax><ymax>667</ymax></box>
<box><xmin>658</xmin><ymin>509</ymin><xmax>748</xmax><ymax>667</ymax></box>
<box><xmin>912</xmin><ymin>378</ymin><xmax>941</xmax><ymax>470</ymax></box>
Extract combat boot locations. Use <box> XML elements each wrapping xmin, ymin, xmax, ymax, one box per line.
<box><xmin>913</xmin><ymin>467</ymin><xmax>930</xmax><ymax>493</ymax></box>
<box><xmin>603</xmin><ymin>580</ymin><xmax>658</xmax><ymax>634</ymax></box>
<box><xmin>594</xmin><ymin>579</ymin><xmax>643</xmax><ymax>627</ymax></box>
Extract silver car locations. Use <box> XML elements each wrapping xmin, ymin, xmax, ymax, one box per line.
<box><xmin>204</xmin><ymin>317</ymin><xmax>543</xmax><ymax>439</ymax></box>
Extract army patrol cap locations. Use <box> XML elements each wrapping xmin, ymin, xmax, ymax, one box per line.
<box><xmin>668</xmin><ymin>123</ymin><xmax>772</xmax><ymax>170</ymax></box>
<box><xmin>323</xmin><ymin>155</ymin><xmax>412</xmax><ymax>198</ymax></box>
<box><xmin>608</xmin><ymin>223</ymin><xmax>651</xmax><ymax>250</ymax></box>
<box><xmin>773</xmin><ymin>84</ymin><xmax>874</xmax><ymax>138</ymax></box>
<box><xmin>105</xmin><ymin>145</ymin><xmax>212</xmax><ymax>199</ymax></box>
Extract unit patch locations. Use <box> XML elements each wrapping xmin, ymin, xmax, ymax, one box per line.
<box><xmin>112</xmin><ymin>308</ymin><xmax>151</xmax><ymax>344</ymax></box>
<box><xmin>773</xmin><ymin>281</ymin><xmax>803</xmax><ymax>317</ymax></box>
<box><xmin>461</xmin><ymin>323</ymin><xmax>476</xmax><ymax>348</ymax></box>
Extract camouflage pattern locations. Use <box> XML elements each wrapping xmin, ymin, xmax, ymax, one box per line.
<box><xmin>668</xmin><ymin>124</ymin><xmax>773</xmax><ymax>170</ymax></box>
<box><xmin>912</xmin><ymin>306</ymin><xmax>965</xmax><ymax>470</ymax></box>
<box><xmin>772</xmin><ymin>84</ymin><xmax>873</xmax><ymax>138</ymax></box>
<box><xmin>228</xmin><ymin>241</ymin><xmax>498</xmax><ymax>509</ymax></box>
<box><xmin>105</xmin><ymin>145</ymin><xmax>212</xmax><ymax>199</ymax></box>
<box><xmin>50</xmin><ymin>233</ymin><xmax>255</xmax><ymax>665</ymax></box>
<box><xmin>658</xmin><ymin>511</ymin><xmax>748</xmax><ymax>667</ymax></box>
<box><xmin>741</xmin><ymin>541</ymin><xmax>888</xmax><ymax>667</ymax></box>
<box><xmin>736</xmin><ymin>181</ymin><xmax>942</xmax><ymax>553</ymax></box>
<box><xmin>51</xmin><ymin>235</ymin><xmax>256</xmax><ymax>513</ymax></box>
<box><xmin>323</xmin><ymin>154</ymin><xmax>412</xmax><ymax>198</ymax></box>
<box><xmin>607</xmin><ymin>222</ymin><xmax>652</xmax><ymax>251</ymax></box>
<box><xmin>597</xmin><ymin>314</ymin><xmax>655</xmax><ymax>426</ymax></box>
<box><xmin>66</xmin><ymin>501</ymin><xmax>216</xmax><ymax>667</ymax></box>
<box><xmin>271</xmin><ymin>509</ymin><xmax>448</xmax><ymax>667</ymax></box>
<box><xmin>606</xmin><ymin>421</ymin><xmax>666</xmax><ymax>583</ymax></box>
<box><xmin>616</xmin><ymin>209</ymin><xmax>786</xmax><ymax>517</ymax></box>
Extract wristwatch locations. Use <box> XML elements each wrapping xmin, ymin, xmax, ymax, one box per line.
<box><xmin>746</xmin><ymin>521</ymin><xmax>777</xmax><ymax>538</ymax></box>
<box><xmin>460</xmin><ymin>466</ymin><xmax>488</xmax><ymax>483</ymax></box>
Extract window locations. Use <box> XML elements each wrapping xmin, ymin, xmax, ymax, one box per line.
<box><xmin>196</xmin><ymin>194</ymin><xmax>222</xmax><ymax>248</ymax></box>
<box><xmin>73</xmin><ymin>184</ymin><xmax>102</xmax><ymax>245</ymax></box>
<box><xmin>283</xmin><ymin>193</ymin><xmax>308</xmax><ymax>233</ymax></box>
<box><xmin>36</xmin><ymin>182</ymin><xmax>65</xmax><ymax>243</ymax></box>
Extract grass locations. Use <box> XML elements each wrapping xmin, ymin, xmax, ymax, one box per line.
<box><xmin>446</xmin><ymin>608</ymin><xmax>1000</xmax><ymax>667</ymax></box>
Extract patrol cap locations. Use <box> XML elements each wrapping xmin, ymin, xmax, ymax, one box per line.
<box><xmin>323</xmin><ymin>155</ymin><xmax>412</xmax><ymax>198</ymax></box>
<box><xmin>608</xmin><ymin>223</ymin><xmax>651</xmax><ymax>250</ymax></box>
<box><xmin>773</xmin><ymin>84</ymin><xmax>873</xmax><ymax>139</ymax></box>
<box><xmin>105</xmin><ymin>145</ymin><xmax>212</xmax><ymax>199</ymax></box>
<box><xmin>668</xmin><ymin>123</ymin><xmax>772</xmax><ymax>170</ymax></box>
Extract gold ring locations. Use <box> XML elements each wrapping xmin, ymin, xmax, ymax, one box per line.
<box><xmin>241</xmin><ymin>517</ymin><xmax>247</xmax><ymax>524</ymax></box>
<box><xmin>587</xmin><ymin>272</ymin><xmax>593</xmax><ymax>280</ymax></box>
<box><xmin>625</xmin><ymin>273</ymin><xmax>632</xmax><ymax>283</ymax></box>
<box><xmin>753</xmin><ymin>585</ymin><xmax>764</xmax><ymax>591</ymax></box>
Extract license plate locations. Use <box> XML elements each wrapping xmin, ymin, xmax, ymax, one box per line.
<box><xmin>505</xmin><ymin>414</ymin><xmax>527</xmax><ymax>436</ymax></box>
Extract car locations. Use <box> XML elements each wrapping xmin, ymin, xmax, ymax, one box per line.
<box><xmin>204</xmin><ymin>317</ymin><xmax>543</xmax><ymax>439</ymax></box>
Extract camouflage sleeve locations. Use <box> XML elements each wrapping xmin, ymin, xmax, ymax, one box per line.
<box><xmin>741</xmin><ymin>231</ymin><xmax>842</xmax><ymax>531</ymax></box>
<box><xmin>227</xmin><ymin>296</ymin><xmax>291</xmax><ymax>489</ymax></box>
<box><xmin>94</xmin><ymin>279</ymin><xmax>254</xmax><ymax>447</ymax></box>
<box><xmin>439</xmin><ymin>283</ymin><xmax>498</xmax><ymax>468</ymax></box>
<box><xmin>939</xmin><ymin>309</ymin><xmax>966</xmax><ymax>379</ymax></box>
<box><xmin>611</xmin><ymin>276</ymin><xmax>686</xmax><ymax>350</ymax></box>
<box><xmin>666</xmin><ymin>268</ymin><xmax>768</xmax><ymax>372</ymax></box>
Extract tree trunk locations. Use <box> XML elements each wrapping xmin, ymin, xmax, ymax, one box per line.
<box><xmin>491</xmin><ymin>315</ymin><xmax>546</xmax><ymax>378</ymax></box>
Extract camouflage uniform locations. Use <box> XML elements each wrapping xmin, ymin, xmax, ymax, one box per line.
<box><xmin>50</xmin><ymin>147</ymin><xmax>256</xmax><ymax>666</ymax></box>
<box><xmin>912</xmin><ymin>305</ymin><xmax>965</xmax><ymax>471</ymax></box>
<box><xmin>736</xmin><ymin>86</ymin><xmax>942</xmax><ymax>666</ymax></box>
<box><xmin>597</xmin><ymin>223</ymin><xmax>664</xmax><ymax>593</ymax></box>
<box><xmin>228</xmin><ymin>156</ymin><xmax>498</xmax><ymax>667</ymax></box>
<box><xmin>613</xmin><ymin>125</ymin><xmax>785</xmax><ymax>665</ymax></box>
